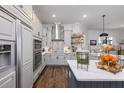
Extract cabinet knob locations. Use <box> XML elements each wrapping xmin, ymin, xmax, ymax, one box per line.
<box><xmin>20</xmin><ymin>5</ymin><xmax>23</xmax><ymax>8</ymax></box>
<box><xmin>38</xmin><ymin>32</ymin><xmax>40</xmax><ymax>36</ymax></box>
<box><xmin>64</xmin><ymin>57</ymin><xmax>66</xmax><ymax>59</ymax></box>
<box><xmin>56</xmin><ymin>56</ymin><xmax>59</xmax><ymax>59</ymax></box>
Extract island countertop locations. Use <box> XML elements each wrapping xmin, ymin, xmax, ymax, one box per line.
<box><xmin>67</xmin><ymin>60</ymin><xmax>124</xmax><ymax>81</ymax></box>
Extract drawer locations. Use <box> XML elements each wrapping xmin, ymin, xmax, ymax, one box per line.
<box><xmin>22</xmin><ymin>60</ymin><xmax>33</xmax><ymax>88</ymax></box>
<box><xmin>0</xmin><ymin>10</ymin><xmax>15</xmax><ymax>41</ymax></box>
<box><xmin>0</xmin><ymin>72</ymin><xmax>16</xmax><ymax>88</ymax></box>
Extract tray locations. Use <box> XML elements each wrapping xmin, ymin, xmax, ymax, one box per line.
<box><xmin>96</xmin><ymin>62</ymin><xmax>124</xmax><ymax>74</ymax></box>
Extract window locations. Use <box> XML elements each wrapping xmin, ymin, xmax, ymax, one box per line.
<box><xmin>98</xmin><ymin>37</ymin><xmax>101</xmax><ymax>44</ymax></box>
<box><xmin>108</xmin><ymin>37</ymin><xmax>113</xmax><ymax>44</ymax></box>
<box><xmin>98</xmin><ymin>37</ymin><xmax>113</xmax><ymax>44</ymax></box>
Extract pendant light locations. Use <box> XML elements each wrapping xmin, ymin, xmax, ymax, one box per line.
<box><xmin>100</xmin><ymin>15</ymin><xmax>108</xmax><ymax>37</ymax></box>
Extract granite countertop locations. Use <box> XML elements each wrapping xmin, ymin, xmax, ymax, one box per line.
<box><xmin>67</xmin><ymin>60</ymin><xmax>124</xmax><ymax>81</ymax></box>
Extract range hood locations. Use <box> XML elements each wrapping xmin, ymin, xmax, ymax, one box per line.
<box><xmin>51</xmin><ymin>23</ymin><xmax>64</xmax><ymax>41</ymax></box>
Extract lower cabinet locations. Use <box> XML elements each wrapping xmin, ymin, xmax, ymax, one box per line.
<box><xmin>68</xmin><ymin>67</ymin><xmax>124</xmax><ymax>88</ymax></box>
<box><xmin>47</xmin><ymin>53</ymin><xmax>68</xmax><ymax>65</ymax></box>
<box><xmin>46</xmin><ymin>53</ymin><xmax>76</xmax><ymax>65</ymax></box>
<box><xmin>51</xmin><ymin>54</ymin><xmax>58</xmax><ymax>65</ymax></box>
<box><xmin>22</xmin><ymin>61</ymin><xmax>33</xmax><ymax>88</ymax></box>
<box><xmin>42</xmin><ymin>53</ymin><xmax>50</xmax><ymax>65</ymax></box>
<box><xmin>0</xmin><ymin>72</ymin><xmax>16</xmax><ymax>88</ymax></box>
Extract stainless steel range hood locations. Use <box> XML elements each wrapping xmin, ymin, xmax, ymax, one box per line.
<box><xmin>51</xmin><ymin>22</ymin><xmax>64</xmax><ymax>41</ymax></box>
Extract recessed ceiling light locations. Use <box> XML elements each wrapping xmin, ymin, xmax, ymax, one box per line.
<box><xmin>83</xmin><ymin>14</ymin><xmax>87</xmax><ymax>18</ymax></box>
<box><xmin>52</xmin><ymin>14</ymin><xmax>56</xmax><ymax>18</ymax></box>
<box><xmin>120</xmin><ymin>24</ymin><xmax>124</xmax><ymax>27</ymax></box>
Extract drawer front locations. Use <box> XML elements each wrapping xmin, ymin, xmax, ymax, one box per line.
<box><xmin>22</xmin><ymin>60</ymin><xmax>33</xmax><ymax>88</ymax></box>
<box><xmin>0</xmin><ymin>72</ymin><xmax>16</xmax><ymax>88</ymax></box>
<box><xmin>0</xmin><ymin>10</ymin><xmax>15</xmax><ymax>41</ymax></box>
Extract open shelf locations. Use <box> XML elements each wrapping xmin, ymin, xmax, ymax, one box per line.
<box><xmin>71</xmin><ymin>36</ymin><xmax>83</xmax><ymax>38</ymax></box>
<box><xmin>71</xmin><ymin>42</ymin><xmax>84</xmax><ymax>44</ymax></box>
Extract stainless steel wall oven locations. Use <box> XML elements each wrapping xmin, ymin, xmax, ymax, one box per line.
<box><xmin>33</xmin><ymin>39</ymin><xmax>42</xmax><ymax>71</ymax></box>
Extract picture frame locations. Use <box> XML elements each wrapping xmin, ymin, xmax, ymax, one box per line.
<box><xmin>90</xmin><ymin>40</ymin><xmax>97</xmax><ymax>45</ymax></box>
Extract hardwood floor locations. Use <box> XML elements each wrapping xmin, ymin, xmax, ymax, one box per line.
<box><xmin>33</xmin><ymin>66</ymin><xmax>68</xmax><ymax>88</ymax></box>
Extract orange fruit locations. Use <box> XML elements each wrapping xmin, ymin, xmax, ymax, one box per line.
<box><xmin>100</xmin><ymin>54</ymin><xmax>105</xmax><ymax>61</ymax></box>
<box><xmin>112</xmin><ymin>56</ymin><xmax>119</xmax><ymax>63</ymax></box>
<box><xmin>109</xmin><ymin>55</ymin><xmax>113</xmax><ymax>61</ymax></box>
<box><xmin>104</xmin><ymin>55</ymin><xmax>110</xmax><ymax>61</ymax></box>
<box><xmin>107</xmin><ymin>45</ymin><xmax>113</xmax><ymax>51</ymax></box>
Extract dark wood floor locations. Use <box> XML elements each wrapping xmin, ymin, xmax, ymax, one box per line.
<box><xmin>33</xmin><ymin>66</ymin><xmax>68</xmax><ymax>88</ymax></box>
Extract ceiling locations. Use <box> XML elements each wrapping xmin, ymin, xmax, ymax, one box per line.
<box><xmin>33</xmin><ymin>5</ymin><xmax>124</xmax><ymax>30</ymax></box>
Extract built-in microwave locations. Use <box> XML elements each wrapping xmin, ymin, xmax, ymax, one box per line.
<box><xmin>0</xmin><ymin>40</ymin><xmax>15</xmax><ymax>73</ymax></box>
<box><xmin>33</xmin><ymin>38</ymin><xmax>42</xmax><ymax>71</ymax></box>
<box><xmin>33</xmin><ymin>39</ymin><xmax>42</xmax><ymax>51</ymax></box>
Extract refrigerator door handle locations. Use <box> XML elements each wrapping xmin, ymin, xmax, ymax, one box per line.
<box><xmin>16</xmin><ymin>19</ymin><xmax>22</xmax><ymax>88</ymax></box>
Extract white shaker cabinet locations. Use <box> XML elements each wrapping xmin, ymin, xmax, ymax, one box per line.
<box><xmin>42</xmin><ymin>25</ymin><xmax>52</xmax><ymax>47</ymax></box>
<box><xmin>42</xmin><ymin>53</ymin><xmax>50</xmax><ymax>65</ymax></box>
<box><xmin>51</xmin><ymin>54</ymin><xmax>58</xmax><ymax>65</ymax></box>
<box><xmin>64</xmin><ymin>30</ymin><xmax>72</xmax><ymax>46</ymax></box>
<box><xmin>21</xmin><ymin>5</ymin><xmax>33</xmax><ymax>19</ymax></box>
<box><xmin>42</xmin><ymin>27</ymin><xmax>48</xmax><ymax>47</ymax></box>
<box><xmin>16</xmin><ymin>5</ymin><xmax>33</xmax><ymax>20</ymax></box>
<box><xmin>0</xmin><ymin>10</ymin><xmax>15</xmax><ymax>41</ymax></box>
<box><xmin>0</xmin><ymin>72</ymin><xmax>16</xmax><ymax>88</ymax></box>
<box><xmin>21</xmin><ymin>24</ymin><xmax>33</xmax><ymax>88</ymax></box>
<box><xmin>32</xmin><ymin>10</ymin><xmax>42</xmax><ymax>38</ymax></box>
<box><xmin>48</xmin><ymin>53</ymin><xmax>66</xmax><ymax>65</ymax></box>
<box><xmin>22</xmin><ymin>61</ymin><xmax>33</xmax><ymax>88</ymax></box>
<box><xmin>64</xmin><ymin>24</ymin><xmax>72</xmax><ymax>46</ymax></box>
<box><xmin>58</xmin><ymin>55</ymin><xmax>65</xmax><ymax>65</ymax></box>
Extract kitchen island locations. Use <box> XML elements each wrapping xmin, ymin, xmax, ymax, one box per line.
<box><xmin>67</xmin><ymin>60</ymin><xmax>124</xmax><ymax>88</ymax></box>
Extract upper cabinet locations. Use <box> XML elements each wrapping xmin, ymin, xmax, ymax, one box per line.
<box><xmin>0</xmin><ymin>9</ymin><xmax>16</xmax><ymax>41</ymax></box>
<box><xmin>42</xmin><ymin>25</ymin><xmax>52</xmax><ymax>47</ymax></box>
<box><xmin>64</xmin><ymin>30</ymin><xmax>72</xmax><ymax>47</ymax></box>
<box><xmin>32</xmin><ymin>10</ymin><xmax>42</xmax><ymax>38</ymax></box>
<box><xmin>1</xmin><ymin>5</ymin><xmax>32</xmax><ymax>27</ymax></box>
<box><xmin>64</xmin><ymin>24</ymin><xmax>73</xmax><ymax>47</ymax></box>
<box><xmin>16</xmin><ymin>5</ymin><xmax>33</xmax><ymax>20</ymax></box>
